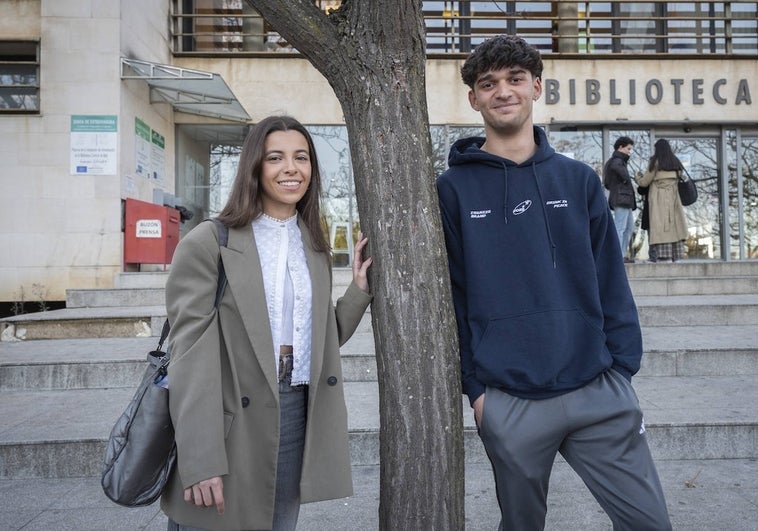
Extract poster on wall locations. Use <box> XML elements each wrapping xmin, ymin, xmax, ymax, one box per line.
<box><xmin>70</xmin><ymin>115</ymin><xmax>118</xmax><ymax>175</ymax></box>
<box><xmin>135</xmin><ymin>118</ymin><xmax>166</xmax><ymax>185</ymax></box>
<box><xmin>135</xmin><ymin>118</ymin><xmax>151</xmax><ymax>178</ymax></box>
<box><xmin>151</xmin><ymin>130</ymin><xmax>165</xmax><ymax>185</ymax></box>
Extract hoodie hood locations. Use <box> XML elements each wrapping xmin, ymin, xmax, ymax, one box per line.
<box><xmin>447</xmin><ymin>126</ymin><xmax>556</xmax><ymax>169</ymax></box>
<box><xmin>446</xmin><ymin>126</ymin><xmax>559</xmax><ymax>265</ymax></box>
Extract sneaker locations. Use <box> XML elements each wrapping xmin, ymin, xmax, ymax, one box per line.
<box><xmin>623</xmin><ymin>257</ymin><xmax>635</xmax><ymax>264</ymax></box>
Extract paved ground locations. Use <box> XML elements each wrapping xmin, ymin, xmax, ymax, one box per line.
<box><xmin>2</xmin><ymin>459</ymin><xmax>757</xmax><ymax>530</ymax></box>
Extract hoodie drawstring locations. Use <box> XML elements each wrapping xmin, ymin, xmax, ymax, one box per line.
<box><xmin>531</xmin><ymin>163</ymin><xmax>558</xmax><ymax>268</ymax></box>
<box><xmin>502</xmin><ymin>162</ymin><xmax>509</xmax><ymax>224</ymax></box>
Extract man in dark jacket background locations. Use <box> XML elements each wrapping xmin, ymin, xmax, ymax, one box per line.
<box><xmin>603</xmin><ymin>136</ymin><xmax>637</xmax><ymax>262</ymax></box>
<box><xmin>436</xmin><ymin>35</ymin><xmax>671</xmax><ymax>530</ymax></box>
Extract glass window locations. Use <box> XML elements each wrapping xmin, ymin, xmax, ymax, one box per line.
<box><xmin>666</xmin><ymin>137</ymin><xmax>721</xmax><ymax>259</ymax></box>
<box><xmin>0</xmin><ymin>41</ymin><xmax>39</xmax><ymax>113</ymax></box>
<box><xmin>209</xmin><ymin>144</ymin><xmax>242</xmax><ymax>216</ymax></box>
<box><xmin>547</xmin><ymin>128</ymin><xmax>604</xmax><ymax>174</ymax></box>
<box><xmin>202</xmin><ymin>123</ymin><xmax>750</xmax><ymax>265</ymax></box>
<box><xmin>307</xmin><ymin>125</ymin><xmax>356</xmax><ymax>267</ymax></box>
<box><xmin>741</xmin><ymin>135</ymin><xmax>758</xmax><ymax>258</ymax></box>
<box><xmin>173</xmin><ymin>0</ymin><xmax>265</xmax><ymax>53</ymax></box>
<box><xmin>726</xmin><ymin>131</ymin><xmax>758</xmax><ymax>259</ymax></box>
<box><xmin>433</xmin><ymin>125</ymin><xmax>485</xmax><ymax>174</ymax></box>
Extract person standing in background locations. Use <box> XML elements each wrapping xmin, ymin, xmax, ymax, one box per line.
<box><xmin>604</xmin><ymin>136</ymin><xmax>637</xmax><ymax>263</ymax></box>
<box><xmin>637</xmin><ymin>138</ymin><xmax>689</xmax><ymax>263</ymax></box>
<box><xmin>637</xmin><ymin>183</ymin><xmax>659</xmax><ymax>262</ymax></box>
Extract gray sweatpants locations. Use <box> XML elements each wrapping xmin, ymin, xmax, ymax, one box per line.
<box><xmin>479</xmin><ymin>369</ymin><xmax>672</xmax><ymax>531</ymax></box>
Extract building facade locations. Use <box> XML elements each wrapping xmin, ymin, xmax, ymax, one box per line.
<box><xmin>1</xmin><ymin>1</ymin><xmax>756</xmax><ymax>308</ymax></box>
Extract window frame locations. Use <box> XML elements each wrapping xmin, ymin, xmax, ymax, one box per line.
<box><xmin>0</xmin><ymin>40</ymin><xmax>40</xmax><ymax>114</ymax></box>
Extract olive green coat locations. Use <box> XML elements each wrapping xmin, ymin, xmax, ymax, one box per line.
<box><xmin>637</xmin><ymin>168</ymin><xmax>688</xmax><ymax>245</ymax></box>
<box><xmin>160</xmin><ymin>220</ymin><xmax>371</xmax><ymax>530</ymax></box>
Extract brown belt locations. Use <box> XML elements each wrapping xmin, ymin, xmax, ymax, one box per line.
<box><xmin>278</xmin><ymin>345</ymin><xmax>294</xmax><ymax>383</ymax></box>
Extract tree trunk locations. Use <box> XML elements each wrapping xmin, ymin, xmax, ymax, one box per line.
<box><xmin>245</xmin><ymin>1</ymin><xmax>465</xmax><ymax>529</ymax></box>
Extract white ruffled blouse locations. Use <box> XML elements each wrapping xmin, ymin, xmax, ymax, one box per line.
<box><xmin>252</xmin><ymin>213</ymin><xmax>313</xmax><ymax>386</ymax></box>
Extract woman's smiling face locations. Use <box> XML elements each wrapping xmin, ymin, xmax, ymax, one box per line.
<box><xmin>259</xmin><ymin>129</ymin><xmax>312</xmax><ymax>219</ymax></box>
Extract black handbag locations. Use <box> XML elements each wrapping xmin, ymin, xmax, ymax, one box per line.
<box><xmin>677</xmin><ymin>169</ymin><xmax>698</xmax><ymax>206</ymax></box>
<box><xmin>101</xmin><ymin>220</ymin><xmax>228</xmax><ymax>507</ymax></box>
<box><xmin>101</xmin><ymin>322</ymin><xmax>177</xmax><ymax>506</ymax></box>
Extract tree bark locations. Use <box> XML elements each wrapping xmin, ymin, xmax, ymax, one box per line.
<box><xmin>244</xmin><ymin>1</ymin><xmax>464</xmax><ymax>529</ymax></box>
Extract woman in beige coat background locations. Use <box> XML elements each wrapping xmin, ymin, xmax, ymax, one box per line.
<box><xmin>636</xmin><ymin>139</ymin><xmax>689</xmax><ymax>262</ymax></box>
<box><xmin>161</xmin><ymin>116</ymin><xmax>372</xmax><ymax>530</ymax></box>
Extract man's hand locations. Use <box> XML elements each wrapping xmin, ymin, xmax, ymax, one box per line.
<box><xmin>473</xmin><ymin>394</ymin><xmax>485</xmax><ymax>428</ymax></box>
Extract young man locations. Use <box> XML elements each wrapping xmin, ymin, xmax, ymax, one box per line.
<box><xmin>436</xmin><ymin>35</ymin><xmax>671</xmax><ymax>530</ymax></box>
<box><xmin>604</xmin><ymin>136</ymin><xmax>637</xmax><ymax>262</ymax></box>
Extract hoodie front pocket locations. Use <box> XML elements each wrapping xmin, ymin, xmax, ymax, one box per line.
<box><xmin>474</xmin><ymin>308</ymin><xmax>610</xmax><ymax>392</ymax></box>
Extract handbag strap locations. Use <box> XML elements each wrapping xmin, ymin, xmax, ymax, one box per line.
<box><xmin>208</xmin><ymin>218</ymin><xmax>229</xmax><ymax>308</ymax></box>
<box><xmin>155</xmin><ymin>219</ymin><xmax>229</xmax><ymax>353</ymax></box>
<box><xmin>156</xmin><ymin>319</ymin><xmax>171</xmax><ymax>352</ymax></box>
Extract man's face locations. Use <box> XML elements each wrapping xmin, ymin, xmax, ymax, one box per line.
<box><xmin>468</xmin><ymin>67</ymin><xmax>542</xmax><ymax>136</ymax></box>
<box><xmin>618</xmin><ymin>144</ymin><xmax>633</xmax><ymax>155</ymax></box>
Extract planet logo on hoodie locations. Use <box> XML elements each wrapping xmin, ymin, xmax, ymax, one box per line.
<box><xmin>513</xmin><ymin>200</ymin><xmax>532</xmax><ymax>216</ymax></box>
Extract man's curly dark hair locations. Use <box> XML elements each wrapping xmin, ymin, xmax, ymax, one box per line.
<box><xmin>461</xmin><ymin>35</ymin><xmax>544</xmax><ymax>89</ymax></box>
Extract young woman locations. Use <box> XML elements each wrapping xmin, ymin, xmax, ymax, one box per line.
<box><xmin>161</xmin><ymin>115</ymin><xmax>372</xmax><ymax>530</ymax></box>
<box><xmin>637</xmin><ymin>138</ymin><xmax>689</xmax><ymax>262</ymax></box>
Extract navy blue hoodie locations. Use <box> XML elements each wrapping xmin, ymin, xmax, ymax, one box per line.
<box><xmin>436</xmin><ymin>127</ymin><xmax>642</xmax><ymax>404</ymax></box>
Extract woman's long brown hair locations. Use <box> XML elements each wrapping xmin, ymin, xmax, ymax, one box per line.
<box><xmin>647</xmin><ymin>138</ymin><xmax>685</xmax><ymax>173</ymax></box>
<box><xmin>216</xmin><ymin>115</ymin><xmax>330</xmax><ymax>255</ymax></box>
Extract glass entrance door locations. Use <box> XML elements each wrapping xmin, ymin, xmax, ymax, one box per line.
<box><xmin>727</xmin><ymin>131</ymin><xmax>758</xmax><ymax>259</ymax></box>
<box><xmin>665</xmin><ymin>137</ymin><xmax>721</xmax><ymax>259</ymax></box>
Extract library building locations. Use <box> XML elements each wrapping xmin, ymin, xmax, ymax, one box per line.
<box><xmin>1</xmin><ymin>1</ymin><xmax>756</xmax><ymax>309</ymax></box>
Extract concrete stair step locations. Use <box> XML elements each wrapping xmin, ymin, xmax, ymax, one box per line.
<box><xmin>66</xmin><ymin>275</ymin><xmax>758</xmax><ymax>306</ymax></box>
<box><xmin>0</xmin><ymin>337</ymin><xmax>157</xmax><ymax>391</ymax></box>
<box><xmin>2</xmin><ymin>325</ymin><xmax>757</xmax><ymax>391</ymax></box>
<box><xmin>624</xmin><ymin>260</ymin><xmax>758</xmax><ymax>278</ymax></box>
<box><xmin>0</xmin><ymin>306</ymin><xmax>372</xmax><ymax>341</ymax></box>
<box><xmin>639</xmin><ymin>325</ymin><xmax>758</xmax><ymax>376</ymax></box>
<box><xmin>113</xmin><ymin>272</ymin><xmax>169</xmax><ymax>289</ymax></box>
<box><xmin>1</xmin><ymin>306</ymin><xmax>166</xmax><ymax>341</ymax></box>
<box><xmin>629</xmin><ymin>275</ymin><xmax>758</xmax><ymax>296</ymax></box>
<box><xmin>3</xmin><ymin>258</ymin><xmax>756</xmax><ymax>340</ymax></box>
<box><xmin>5</xmin><ymin>294</ymin><xmax>758</xmax><ymax>341</ymax></box>
<box><xmin>1</xmin><ymin>375</ymin><xmax>756</xmax><ymax>479</ymax></box>
<box><xmin>4</xmin><ymin>293</ymin><xmax>758</xmax><ymax>340</ymax></box>
<box><xmin>0</xmin><ymin>336</ymin><xmax>379</xmax><ymax>391</ymax></box>
<box><xmin>107</xmin><ymin>264</ymin><xmax>758</xmax><ymax>301</ymax></box>
<box><xmin>66</xmin><ymin>288</ymin><xmax>166</xmax><ymax>308</ymax></box>
<box><xmin>635</xmin><ymin>294</ymin><xmax>758</xmax><ymax>326</ymax></box>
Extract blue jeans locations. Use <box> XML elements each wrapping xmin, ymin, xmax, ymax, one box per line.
<box><xmin>613</xmin><ymin>207</ymin><xmax>635</xmax><ymax>257</ymax></box>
